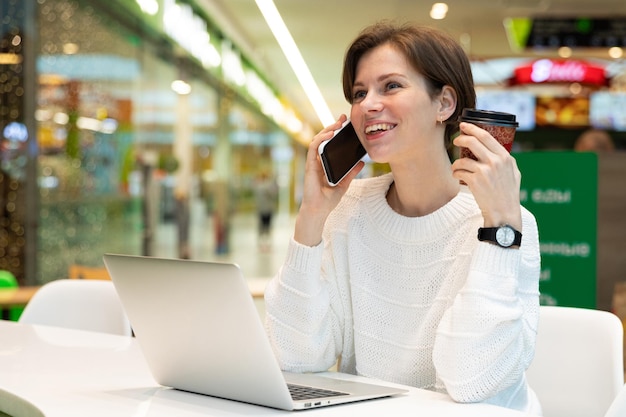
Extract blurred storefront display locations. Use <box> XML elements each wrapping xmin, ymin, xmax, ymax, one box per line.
<box><xmin>2</xmin><ymin>1</ymin><xmax>626</xmax><ymax>290</ymax></box>
<box><xmin>2</xmin><ymin>0</ymin><xmax>305</xmax><ymax>284</ymax></box>
<box><xmin>475</xmin><ymin>56</ymin><xmax>626</xmax><ymax>150</ymax></box>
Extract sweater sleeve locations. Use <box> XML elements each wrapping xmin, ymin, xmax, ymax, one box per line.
<box><xmin>432</xmin><ymin>208</ymin><xmax>541</xmax><ymax>404</ymax></box>
<box><xmin>264</xmin><ymin>238</ymin><xmax>344</xmax><ymax>372</ymax></box>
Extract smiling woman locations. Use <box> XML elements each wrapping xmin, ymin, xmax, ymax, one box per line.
<box><xmin>264</xmin><ymin>21</ymin><xmax>542</xmax><ymax>415</ymax></box>
<box><xmin>342</xmin><ymin>23</ymin><xmax>475</xmax><ymax>150</ymax></box>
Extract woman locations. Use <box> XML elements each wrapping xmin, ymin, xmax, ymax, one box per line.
<box><xmin>264</xmin><ymin>22</ymin><xmax>541</xmax><ymax>414</ymax></box>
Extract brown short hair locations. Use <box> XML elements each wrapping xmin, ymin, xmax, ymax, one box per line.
<box><xmin>342</xmin><ymin>22</ymin><xmax>476</xmax><ymax>147</ymax></box>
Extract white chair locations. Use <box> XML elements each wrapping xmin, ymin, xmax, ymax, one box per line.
<box><xmin>526</xmin><ymin>306</ymin><xmax>624</xmax><ymax>417</ymax></box>
<box><xmin>19</xmin><ymin>279</ymin><xmax>132</xmax><ymax>336</ymax></box>
<box><xmin>605</xmin><ymin>383</ymin><xmax>626</xmax><ymax>417</ymax></box>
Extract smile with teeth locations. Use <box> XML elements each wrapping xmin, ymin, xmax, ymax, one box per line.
<box><xmin>365</xmin><ymin>123</ymin><xmax>396</xmax><ymax>134</ymax></box>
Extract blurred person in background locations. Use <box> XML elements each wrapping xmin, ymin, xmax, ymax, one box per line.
<box><xmin>254</xmin><ymin>171</ymin><xmax>279</xmax><ymax>250</ymax></box>
<box><xmin>574</xmin><ymin>128</ymin><xmax>615</xmax><ymax>152</ymax></box>
<box><xmin>174</xmin><ymin>188</ymin><xmax>191</xmax><ymax>259</ymax></box>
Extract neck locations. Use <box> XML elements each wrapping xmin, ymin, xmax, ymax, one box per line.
<box><xmin>386</xmin><ymin>159</ymin><xmax>460</xmax><ymax>217</ymax></box>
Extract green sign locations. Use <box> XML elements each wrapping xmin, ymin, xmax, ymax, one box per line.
<box><xmin>505</xmin><ymin>17</ymin><xmax>626</xmax><ymax>49</ymax></box>
<box><xmin>515</xmin><ymin>152</ymin><xmax>598</xmax><ymax>308</ymax></box>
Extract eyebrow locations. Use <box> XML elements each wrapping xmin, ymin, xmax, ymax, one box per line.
<box><xmin>353</xmin><ymin>72</ymin><xmax>408</xmax><ymax>88</ymax></box>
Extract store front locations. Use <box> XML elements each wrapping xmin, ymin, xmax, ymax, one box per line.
<box><xmin>474</xmin><ymin>57</ymin><xmax>626</xmax><ymax>150</ymax></box>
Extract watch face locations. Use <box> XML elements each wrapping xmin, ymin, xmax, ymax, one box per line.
<box><xmin>496</xmin><ymin>226</ymin><xmax>515</xmax><ymax>247</ymax></box>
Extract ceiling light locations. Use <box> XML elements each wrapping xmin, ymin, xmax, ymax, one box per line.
<box><xmin>35</xmin><ymin>109</ymin><xmax>52</xmax><ymax>122</ymax></box>
<box><xmin>0</xmin><ymin>53</ymin><xmax>22</xmax><ymax>64</ymax></box>
<box><xmin>255</xmin><ymin>0</ymin><xmax>334</xmax><ymax>127</ymax></box>
<box><xmin>558</xmin><ymin>46</ymin><xmax>572</xmax><ymax>58</ymax></box>
<box><xmin>76</xmin><ymin>117</ymin><xmax>102</xmax><ymax>132</ymax></box>
<box><xmin>171</xmin><ymin>80</ymin><xmax>191</xmax><ymax>95</ymax></box>
<box><xmin>430</xmin><ymin>3</ymin><xmax>448</xmax><ymax>20</ymax></box>
<box><xmin>53</xmin><ymin>112</ymin><xmax>69</xmax><ymax>125</ymax></box>
<box><xmin>136</xmin><ymin>0</ymin><xmax>159</xmax><ymax>15</ymax></box>
<box><xmin>569</xmin><ymin>82</ymin><xmax>582</xmax><ymax>95</ymax></box>
<box><xmin>609</xmin><ymin>47</ymin><xmax>623</xmax><ymax>59</ymax></box>
<box><xmin>63</xmin><ymin>43</ymin><xmax>79</xmax><ymax>55</ymax></box>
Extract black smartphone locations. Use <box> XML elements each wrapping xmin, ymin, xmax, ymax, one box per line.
<box><xmin>318</xmin><ymin>120</ymin><xmax>367</xmax><ymax>186</ymax></box>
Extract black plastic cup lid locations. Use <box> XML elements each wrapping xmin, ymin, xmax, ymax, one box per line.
<box><xmin>458</xmin><ymin>108</ymin><xmax>519</xmax><ymax>127</ymax></box>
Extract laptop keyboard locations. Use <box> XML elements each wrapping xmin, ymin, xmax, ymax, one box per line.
<box><xmin>288</xmin><ymin>383</ymin><xmax>349</xmax><ymax>401</ymax></box>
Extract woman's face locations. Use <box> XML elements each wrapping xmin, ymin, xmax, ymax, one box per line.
<box><xmin>349</xmin><ymin>43</ymin><xmax>442</xmax><ymax>165</ymax></box>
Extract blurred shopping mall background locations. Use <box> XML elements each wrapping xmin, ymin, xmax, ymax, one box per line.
<box><xmin>1</xmin><ymin>0</ymin><xmax>625</xmax><ymax>312</ymax></box>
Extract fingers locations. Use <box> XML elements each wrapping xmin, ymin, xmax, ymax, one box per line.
<box><xmin>337</xmin><ymin>160</ymin><xmax>365</xmax><ymax>190</ymax></box>
<box><xmin>452</xmin><ymin>121</ymin><xmax>515</xmax><ymax>183</ymax></box>
<box><xmin>455</xmin><ymin>122</ymin><xmax>508</xmax><ymax>160</ymax></box>
<box><xmin>305</xmin><ymin>115</ymin><xmax>351</xmax><ymax>187</ymax></box>
<box><xmin>308</xmin><ymin>115</ymin><xmax>348</xmax><ymax>157</ymax></box>
<box><xmin>452</xmin><ymin>155</ymin><xmax>512</xmax><ymax>187</ymax></box>
<box><xmin>452</xmin><ymin>121</ymin><xmax>520</xmax><ymax>191</ymax></box>
<box><xmin>452</xmin><ymin>122</ymin><xmax>522</xmax><ymax>227</ymax></box>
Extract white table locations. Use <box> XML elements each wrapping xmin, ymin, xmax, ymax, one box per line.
<box><xmin>0</xmin><ymin>320</ymin><xmax>537</xmax><ymax>417</ymax></box>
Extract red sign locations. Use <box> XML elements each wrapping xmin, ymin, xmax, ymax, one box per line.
<box><xmin>510</xmin><ymin>59</ymin><xmax>607</xmax><ymax>86</ymax></box>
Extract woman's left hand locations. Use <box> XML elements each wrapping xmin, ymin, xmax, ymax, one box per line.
<box><xmin>451</xmin><ymin>122</ymin><xmax>522</xmax><ymax>230</ymax></box>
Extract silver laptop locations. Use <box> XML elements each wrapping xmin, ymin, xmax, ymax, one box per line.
<box><xmin>103</xmin><ymin>254</ymin><xmax>406</xmax><ymax>410</ymax></box>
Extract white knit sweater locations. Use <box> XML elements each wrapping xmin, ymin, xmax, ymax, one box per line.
<box><xmin>265</xmin><ymin>173</ymin><xmax>542</xmax><ymax>413</ymax></box>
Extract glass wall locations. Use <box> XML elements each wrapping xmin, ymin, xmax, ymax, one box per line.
<box><xmin>0</xmin><ymin>0</ymin><xmax>37</xmax><ymax>284</ymax></box>
<box><xmin>30</xmin><ymin>0</ymin><xmax>296</xmax><ymax>283</ymax></box>
<box><xmin>37</xmin><ymin>0</ymin><xmax>143</xmax><ymax>282</ymax></box>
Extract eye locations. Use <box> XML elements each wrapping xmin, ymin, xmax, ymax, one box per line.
<box><xmin>352</xmin><ymin>90</ymin><xmax>367</xmax><ymax>102</ymax></box>
<box><xmin>386</xmin><ymin>82</ymin><xmax>402</xmax><ymax>91</ymax></box>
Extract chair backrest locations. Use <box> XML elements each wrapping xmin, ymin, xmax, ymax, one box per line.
<box><xmin>68</xmin><ymin>264</ymin><xmax>111</xmax><ymax>280</ymax></box>
<box><xmin>526</xmin><ymin>306</ymin><xmax>624</xmax><ymax>417</ymax></box>
<box><xmin>18</xmin><ymin>279</ymin><xmax>131</xmax><ymax>336</ymax></box>
<box><xmin>605</xmin><ymin>383</ymin><xmax>626</xmax><ymax>417</ymax></box>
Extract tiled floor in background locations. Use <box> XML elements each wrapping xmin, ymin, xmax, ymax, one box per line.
<box><xmin>153</xmin><ymin>201</ymin><xmax>296</xmax><ymax>318</ymax></box>
<box><xmin>154</xmin><ymin>201</ymin><xmax>294</xmax><ymax>281</ymax></box>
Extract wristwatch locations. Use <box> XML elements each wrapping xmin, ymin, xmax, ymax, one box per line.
<box><xmin>477</xmin><ymin>225</ymin><xmax>522</xmax><ymax>248</ymax></box>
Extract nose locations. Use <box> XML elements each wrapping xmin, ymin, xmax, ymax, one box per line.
<box><xmin>357</xmin><ymin>91</ymin><xmax>384</xmax><ymax>113</ymax></box>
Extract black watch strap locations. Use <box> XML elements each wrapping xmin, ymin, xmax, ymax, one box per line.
<box><xmin>477</xmin><ymin>225</ymin><xmax>522</xmax><ymax>248</ymax></box>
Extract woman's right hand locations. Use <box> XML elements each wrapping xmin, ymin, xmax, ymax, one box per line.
<box><xmin>294</xmin><ymin>115</ymin><xmax>364</xmax><ymax>246</ymax></box>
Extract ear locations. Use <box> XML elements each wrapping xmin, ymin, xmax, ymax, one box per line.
<box><xmin>438</xmin><ymin>85</ymin><xmax>457</xmax><ymax>121</ymax></box>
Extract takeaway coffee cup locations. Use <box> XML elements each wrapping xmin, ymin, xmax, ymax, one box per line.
<box><xmin>457</xmin><ymin>108</ymin><xmax>519</xmax><ymax>160</ymax></box>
